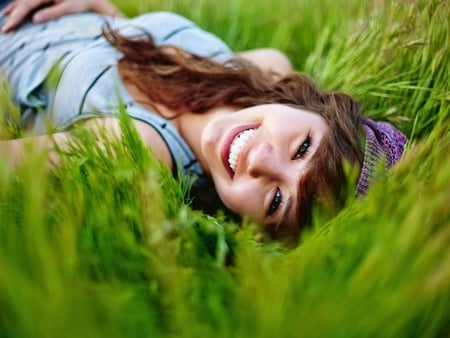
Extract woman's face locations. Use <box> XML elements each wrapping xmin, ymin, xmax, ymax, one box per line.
<box><xmin>201</xmin><ymin>104</ymin><xmax>329</xmax><ymax>236</ymax></box>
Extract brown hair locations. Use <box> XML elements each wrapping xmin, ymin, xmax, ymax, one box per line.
<box><xmin>104</xmin><ymin>27</ymin><xmax>365</xmax><ymax>240</ymax></box>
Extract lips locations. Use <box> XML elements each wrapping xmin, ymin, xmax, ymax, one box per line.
<box><xmin>221</xmin><ymin>125</ymin><xmax>258</xmax><ymax>178</ymax></box>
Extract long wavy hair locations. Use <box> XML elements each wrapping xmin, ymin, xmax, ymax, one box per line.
<box><xmin>104</xmin><ymin>27</ymin><xmax>365</xmax><ymax>240</ymax></box>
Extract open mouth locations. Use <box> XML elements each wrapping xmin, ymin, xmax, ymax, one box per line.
<box><xmin>222</xmin><ymin>126</ymin><xmax>258</xmax><ymax>177</ymax></box>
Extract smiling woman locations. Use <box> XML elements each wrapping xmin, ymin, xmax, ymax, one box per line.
<box><xmin>0</xmin><ymin>0</ymin><xmax>407</xmax><ymax>242</ymax></box>
<box><xmin>200</xmin><ymin>104</ymin><xmax>330</xmax><ymax>237</ymax></box>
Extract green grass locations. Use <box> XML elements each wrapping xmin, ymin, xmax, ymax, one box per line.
<box><xmin>1</xmin><ymin>0</ymin><xmax>449</xmax><ymax>337</ymax></box>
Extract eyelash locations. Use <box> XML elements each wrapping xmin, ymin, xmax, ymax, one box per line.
<box><xmin>294</xmin><ymin>134</ymin><xmax>312</xmax><ymax>160</ymax></box>
<box><xmin>266</xmin><ymin>135</ymin><xmax>313</xmax><ymax>218</ymax></box>
<box><xmin>267</xmin><ymin>187</ymin><xmax>282</xmax><ymax>216</ymax></box>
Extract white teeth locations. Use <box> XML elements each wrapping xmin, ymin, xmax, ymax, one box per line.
<box><xmin>228</xmin><ymin>129</ymin><xmax>256</xmax><ymax>173</ymax></box>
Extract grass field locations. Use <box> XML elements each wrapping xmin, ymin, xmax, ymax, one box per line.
<box><xmin>0</xmin><ymin>0</ymin><xmax>449</xmax><ymax>337</ymax></box>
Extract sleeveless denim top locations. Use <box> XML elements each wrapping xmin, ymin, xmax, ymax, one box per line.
<box><xmin>0</xmin><ymin>11</ymin><xmax>232</xmax><ymax>182</ymax></box>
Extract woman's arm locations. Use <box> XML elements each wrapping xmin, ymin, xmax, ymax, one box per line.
<box><xmin>0</xmin><ymin>131</ymin><xmax>71</xmax><ymax>167</ymax></box>
<box><xmin>0</xmin><ymin>117</ymin><xmax>173</xmax><ymax>169</ymax></box>
<box><xmin>237</xmin><ymin>48</ymin><xmax>293</xmax><ymax>80</ymax></box>
<box><xmin>1</xmin><ymin>0</ymin><xmax>124</xmax><ymax>33</ymax></box>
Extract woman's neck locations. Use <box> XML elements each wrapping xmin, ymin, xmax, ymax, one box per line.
<box><xmin>121</xmin><ymin>74</ymin><xmax>236</xmax><ymax>174</ymax></box>
<box><xmin>174</xmin><ymin>106</ymin><xmax>236</xmax><ymax>175</ymax></box>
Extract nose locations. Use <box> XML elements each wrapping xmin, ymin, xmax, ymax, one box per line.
<box><xmin>246</xmin><ymin>142</ymin><xmax>281</xmax><ymax>179</ymax></box>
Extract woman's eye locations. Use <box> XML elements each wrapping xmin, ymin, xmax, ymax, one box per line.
<box><xmin>267</xmin><ymin>187</ymin><xmax>282</xmax><ymax>216</ymax></box>
<box><xmin>294</xmin><ymin>135</ymin><xmax>312</xmax><ymax>160</ymax></box>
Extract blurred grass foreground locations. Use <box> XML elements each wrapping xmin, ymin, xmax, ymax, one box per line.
<box><xmin>0</xmin><ymin>0</ymin><xmax>449</xmax><ymax>337</ymax></box>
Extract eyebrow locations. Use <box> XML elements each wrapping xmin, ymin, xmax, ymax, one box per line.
<box><xmin>279</xmin><ymin>195</ymin><xmax>293</xmax><ymax>230</ymax></box>
<box><xmin>279</xmin><ymin>151</ymin><xmax>315</xmax><ymax>231</ymax></box>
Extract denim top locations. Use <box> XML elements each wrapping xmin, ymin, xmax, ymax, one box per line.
<box><xmin>0</xmin><ymin>11</ymin><xmax>232</xmax><ymax>181</ymax></box>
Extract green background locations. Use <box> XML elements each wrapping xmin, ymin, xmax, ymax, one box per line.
<box><xmin>0</xmin><ymin>0</ymin><xmax>449</xmax><ymax>337</ymax></box>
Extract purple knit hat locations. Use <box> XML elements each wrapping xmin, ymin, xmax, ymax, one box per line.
<box><xmin>356</xmin><ymin>118</ymin><xmax>408</xmax><ymax>195</ymax></box>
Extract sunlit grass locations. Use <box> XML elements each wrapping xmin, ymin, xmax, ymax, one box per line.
<box><xmin>0</xmin><ymin>0</ymin><xmax>449</xmax><ymax>337</ymax></box>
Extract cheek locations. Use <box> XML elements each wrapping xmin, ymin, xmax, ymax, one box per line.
<box><xmin>215</xmin><ymin>180</ymin><xmax>263</xmax><ymax>220</ymax></box>
<box><xmin>201</xmin><ymin>123</ymin><xmax>221</xmax><ymax>154</ymax></box>
<box><xmin>215</xmin><ymin>184</ymin><xmax>243</xmax><ymax>212</ymax></box>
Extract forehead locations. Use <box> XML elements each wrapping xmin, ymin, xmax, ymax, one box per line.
<box><xmin>258</xmin><ymin>104</ymin><xmax>318</xmax><ymax>116</ymax></box>
<box><xmin>263</xmin><ymin>105</ymin><xmax>327</xmax><ymax>127</ymax></box>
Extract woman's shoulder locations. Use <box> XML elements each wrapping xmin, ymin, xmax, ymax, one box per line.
<box><xmin>111</xmin><ymin>11</ymin><xmax>200</xmax><ymax>42</ymax></box>
<box><xmin>127</xmin><ymin>11</ymin><xmax>197</xmax><ymax>28</ymax></box>
<box><xmin>117</xmin><ymin>11</ymin><xmax>233</xmax><ymax>62</ymax></box>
